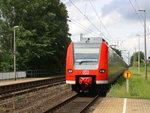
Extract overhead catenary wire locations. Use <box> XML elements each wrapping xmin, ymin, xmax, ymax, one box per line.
<box><xmin>128</xmin><ymin>0</ymin><xmax>143</xmax><ymax>26</ymax></box>
<box><xmin>134</xmin><ymin>0</ymin><xmax>141</xmax><ymax>9</ymax></box>
<box><xmin>88</xmin><ymin>0</ymin><xmax>113</xmax><ymax>42</ymax></box>
<box><xmin>133</xmin><ymin>0</ymin><xmax>150</xmax><ymax>39</ymax></box>
<box><xmin>128</xmin><ymin>0</ymin><xmax>150</xmax><ymax>38</ymax></box>
<box><xmin>69</xmin><ymin>17</ymin><xmax>101</xmax><ymax>36</ymax></box>
<box><xmin>69</xmin><ymin>0</ymin><xmax>106</xmax><ymax>38</ymax></box>
<box><xmin>67</xmin><ymin>0</ymin><xmax>149</xmax><ymax>46</ymax></box>
<box><xmin>129</xmin><ymin>0</ymin><xmax>150</xmax><ymax>63</ymax></box>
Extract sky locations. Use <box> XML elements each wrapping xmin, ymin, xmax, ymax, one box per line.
<box><xmin>61</xmin><ymin>0</ymin><xmax>150</xmax><ymax>64</ymax></box>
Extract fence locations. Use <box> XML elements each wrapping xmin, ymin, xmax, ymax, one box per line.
<box><xmin>0</xmin><ymin>71</ymin><xmax>26</xmax><ymax>80</ymax></box>
<box><xmin>26</xmin><ymin>70</ymin><xmax>65</xmax><ymax>78</ymax></box>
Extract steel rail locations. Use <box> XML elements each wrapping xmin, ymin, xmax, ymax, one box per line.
<box><xmin>44</xmin><ymin>94</ymin><xmax>99</xmax><ymax>113</ymax></box>
<box><xmin>44</xmin><ymin>94</ymin><xmax>78</xmax><ymax>113</ymax></box>
<box><xmin>0</xmin><ymin>77</ymin><xmax>65</xmax><ymax>100</ymax></box>
<box><xmin>80</xmin><ymin>95</ymin><xmax>99</xmax><ymax>113</ymax></box>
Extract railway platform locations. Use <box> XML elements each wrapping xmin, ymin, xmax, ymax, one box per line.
<box><xmin>0</xmin><ymin>75</ymin><xmax>65</xmax><ymax>95</ymax></box>
<box><xmin>93</xmin><ymin>97</ymin><xmax>150</xmax><ymax>113</ymax></box>
<box><xmin>0</xmin><ymin>75</ymin><xmax>64</xmax><ymax>86</ymax></box>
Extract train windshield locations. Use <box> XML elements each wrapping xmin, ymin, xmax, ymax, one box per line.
<box><xmin>74</xmin><ymin>43</ymin><xmax>100</xmax><ymax>69</ymax></box>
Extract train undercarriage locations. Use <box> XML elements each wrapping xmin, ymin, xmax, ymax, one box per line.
<box><xmin>71</xmin><ymin>76</ymin><xmax>110</xmax><ymax>96</ymax></box>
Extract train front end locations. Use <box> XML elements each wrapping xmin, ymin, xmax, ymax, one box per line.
<box><xmin>66</xmin><ymin>38</ymin><xmax>108</xmax><ymax>93</ymax></box>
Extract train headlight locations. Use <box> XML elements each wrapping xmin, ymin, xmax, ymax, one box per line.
<box><xmin>99</xmin><ymin>69</ymin><xmax>106</xmax><ymax>73</ymax></box>
<box><xmin>68</xmin><ymin>69</ymin><xmax>73</xmax><ymax>73</ymax></box>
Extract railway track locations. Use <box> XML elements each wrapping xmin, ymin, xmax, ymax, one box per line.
<box><xmin>0</xmin><ymin>76</ymin><xmax>65</xmax><ymax>100</ymax></box>
<box><xmin>44</xmin><ymin>94</ymin><xmax>99</xmax><ymax>113</ymax></box>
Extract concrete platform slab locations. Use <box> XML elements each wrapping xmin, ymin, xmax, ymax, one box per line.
<box><xmin>127</xmin><ymin>98</ymin><xmax>150</xmax><ymax>113</ymax></box>
<box><xmin>93</xmin><ymin>97</ymin><xmax>150</xmax><ymax>113</ymax></box>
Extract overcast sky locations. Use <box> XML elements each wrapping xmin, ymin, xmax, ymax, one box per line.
<box><xmin>61</xmin><ymin>0</ymin><xmax>150</xmax><ymax>63</ymax></box>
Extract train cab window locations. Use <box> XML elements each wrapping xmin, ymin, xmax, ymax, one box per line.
<box><xmin>74</xmin><ymin>43</ymin><xmax>100</xmax><ymax>69</ymax></box>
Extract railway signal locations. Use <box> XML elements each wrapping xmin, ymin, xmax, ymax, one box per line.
<box><xmin>123</xmin><ymin>70</ymin><xmax>132</xmax><ymax>93</ymax></box>
<box><xmin>123</xmin><ymin>70</ymin><xmax>132</xmax><ymax>79</ymax></box>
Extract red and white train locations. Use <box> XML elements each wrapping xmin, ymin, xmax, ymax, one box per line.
<box><xmin>66</xmin><ymin>37</ymin><xmax>127</xmax><ymax>93</ymax></box>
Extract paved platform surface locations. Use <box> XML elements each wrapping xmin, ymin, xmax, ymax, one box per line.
<box><xmin>93</xmin><ymin>97</ymin><xmax>150</xmax><ymax>113</ymax></box>
<box><xmin>0</xmin><ymin>75</ymin><xmax>64</xmax><ymax>86</ymax></box>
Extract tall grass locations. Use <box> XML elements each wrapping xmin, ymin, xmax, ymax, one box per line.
<box><xmin>107</xmin><ymin>63</ymin><xmax>150</xmax><ymax>99</ymax></box>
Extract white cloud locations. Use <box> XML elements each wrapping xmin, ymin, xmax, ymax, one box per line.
<box><xmin>61</xmin><ymin>0</ymin><xmax>150</xmax><ymax>59</ymax></box>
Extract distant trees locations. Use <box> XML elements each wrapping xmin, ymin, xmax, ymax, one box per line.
<box><xmin>130</xmin><ymin>51</ymin><xmax>144</xmax><ymax>66</ymax></box>
<box><xmin>0</xmin><ymin>0</ymin><xmax>71</xmax><ymax>72</ymax></box>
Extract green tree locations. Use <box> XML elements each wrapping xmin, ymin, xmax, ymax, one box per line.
<box><xmin>130</xmin><ymin>51</ymin><xmax>144</xmax><ymax>66</ymax></box>
<box><xmin>0</xmin><ymin>0</ymin><xmax>71</xmax><ymax>73</ymax></box>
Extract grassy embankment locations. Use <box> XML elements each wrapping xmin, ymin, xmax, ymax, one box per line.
<box><xmin>107</xmin><ymin>63</ymin><xmax>150</xmax><ymax>99</ymax></box>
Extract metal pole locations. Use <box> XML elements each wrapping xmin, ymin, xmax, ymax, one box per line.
<box><xmin>128</xmin><ymin>52</ymin><xmax>130</xmax><ymax>66</ymax></box>
<box><xmin>138</xmin><ymin>9</ymin><xmax>147</xmax><ymax>80</ymax></box>
<box><xmin>14</xmin><ymin>28</ymin><xmax>16</xmax><ymax>81</ymax></box>
<box><xmin>126</xmin><ymin>79</ymin><xmax>129</xmax><ymax>93</ymax></box>
<box><xmin>144</xmin><ymin>10</ymin><xmax>147</xmax><ymax>80</ymax></box>
<box><xmin>13</xmin><ymin>26</ymin><xmax>18</xmax><ymax>81</ymax></box>
<box><xmin>134</xmin><ymin>48</ymin><xmax>136</xmax><ymax>66</ymax></box>
<box><xmin>138</xmin><ymin>35</ymin><xmax>140</xmax><ymax>74</ymax></box>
